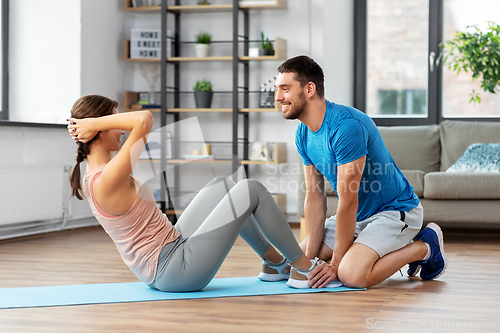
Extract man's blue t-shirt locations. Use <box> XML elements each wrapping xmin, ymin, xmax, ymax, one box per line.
<box><xmin>296</xmin><ymin>100</ymin><xmax>419</xmax><ymax>221</ymax></box>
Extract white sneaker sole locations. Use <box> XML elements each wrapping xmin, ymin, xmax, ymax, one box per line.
<box><xmin>426</xmin><ymin>222</ymin><xmax>447</xmax><ymax>280</ymax></box>
<box><xmin>257</xmin><ymin>272</ymin><xmax>289</xmax><ymax>282</ymax></box>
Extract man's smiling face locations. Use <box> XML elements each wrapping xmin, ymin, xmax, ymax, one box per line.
<box><xmin>275</xmin><ymin>72</ymin><xmax>308</xmax><ymax>120</ymax></box>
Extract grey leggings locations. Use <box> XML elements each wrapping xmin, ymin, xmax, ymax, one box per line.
<box><xmin>148</xmin><ymin>177</ymin><xmax>304</xmax><ymax>292</ymax></box>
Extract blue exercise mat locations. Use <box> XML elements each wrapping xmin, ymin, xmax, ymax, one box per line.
<box><xmin>0</xmin><ymin>277</ymin><xmax>363</xmax><ymax>309</ymax></box>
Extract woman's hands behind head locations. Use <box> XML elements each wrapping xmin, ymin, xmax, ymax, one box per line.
<box><xmin>67</xmin><ymin>117</ymin><xmax>98</xmax><ymax>143</ymax></box>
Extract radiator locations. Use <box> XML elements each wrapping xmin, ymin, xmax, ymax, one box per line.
<box><xmin>0</xmin><ymin>165</ymin><xmax>67</xmax><ymax>225</ymax></box>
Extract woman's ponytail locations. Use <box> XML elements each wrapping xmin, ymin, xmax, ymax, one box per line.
<box><xmin>68</xmin><ymin>95</ymin><xmax>117</xmax><ymax>200</ymax></box>
<box><xmin>70</xmin><ymin>142</ymin><xmax>91</xmax><ymax>199</ymax></box>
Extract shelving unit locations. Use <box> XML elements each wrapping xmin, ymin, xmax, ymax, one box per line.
<box><xmin>140</xmin><ymin>142</ymin><xmax>286</xmax><ymax>165</ymax></box>
<box><xmin>124</xmin><ymin>0</ymin><xmax>287</xmax><ymax>12</ymax></box>
<box><xmin>124</xmin><ymin>38</ymin><xmax>286</xmax><ymax>62</ymax></box>
<box><xmin>124</xmin><ymin>90</ymin><xmax>281</xmax><ymax>112</ymax></box>
<box><xmin>125</xmin><ymin>0</ymin><xmax>288</xmax><ymax>217</ymax></box>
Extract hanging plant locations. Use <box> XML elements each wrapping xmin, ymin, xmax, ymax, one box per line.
<box><xmin>439</xmin><ymin>22</ymin><xmax>500</xmax><ymax>103</ymax></box>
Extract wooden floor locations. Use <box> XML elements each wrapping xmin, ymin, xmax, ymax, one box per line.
<box><xmin>1</xmin><ymin>226</ymin><xmax>500</xmax><ymax>332</ymax></box>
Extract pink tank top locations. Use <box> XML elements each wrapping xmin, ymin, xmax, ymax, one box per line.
<box><xmin>83</xmin><ymin>165</ymin><xmax>180</xmax><ymax>284</ymax></box>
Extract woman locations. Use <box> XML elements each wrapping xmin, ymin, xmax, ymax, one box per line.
<box><xmin>67</xmin><ymin>95</ymin><xmax>328</xmax><ymax>292</ymax></box>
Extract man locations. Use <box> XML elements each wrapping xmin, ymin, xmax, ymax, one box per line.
<box><xmin>276</xmin><ymin>55</ymin><xmax>446</xmax><ymax>289</ymax></box>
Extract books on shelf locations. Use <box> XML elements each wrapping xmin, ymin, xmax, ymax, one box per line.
<box><xmin>131</xmin><ymin>0</ymin><xmax>161</xmax><ymax>8</ymax></box>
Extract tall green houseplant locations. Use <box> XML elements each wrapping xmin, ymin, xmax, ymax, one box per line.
<box><xmin>439</xmin><ymin>22</ymin><xmax>500</xmax><ymax>103</ymax></box>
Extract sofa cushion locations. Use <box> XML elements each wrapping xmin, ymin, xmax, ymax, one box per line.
<box><xmin>420</xmin><ymin>199</ymin><xmax>500</xmax><ymax>224</ymax></box>
<box><xmin>423</xmin><ymin>172</ymin><xmax>500</xmax><ymax>199</ymax></box>
<box><xmin>446</xmin><ymin>143</ymin><xmax>500</xmax><ymax>172</ymax></box>
<box><xmin>402</xmin><ymin>170</ymin><xmax>425</xmax><ymax>198</ymax></box>
<box><xmin>378</xmin><ymin>125</ymin><xmax>440</xmax><ymax>173</ymax></box>
<box><xmin>319</xmin><ymin>171</ymin><xmax>423</xmax><ymax>198</ymax></box>
<box><xmin>440</xmin><ymin>121</ymin><xmax>500</xmax><ymax>171</ymax></box>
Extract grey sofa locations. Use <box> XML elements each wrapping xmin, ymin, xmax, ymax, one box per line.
<box><xmin>298</xmin><ymin>120</ymin><xmax>500</xmax><ymax>231</ymax></box>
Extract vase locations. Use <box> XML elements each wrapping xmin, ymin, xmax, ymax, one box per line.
<box><xmin>194</xmin><ymin>91</ymin><xmax>213</xmax><ymax>108</ymax></box>
<box><xmin>195</xmin><ymin>44</ymin><xmax>210</xmax><ymax>58</ymax></box>
<box><xmin>149</xmin><ymin>85</ymin><xmax>157</xmax><ymax>105</ymax></box>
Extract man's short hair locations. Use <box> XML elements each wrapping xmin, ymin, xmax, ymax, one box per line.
<box><xmin>277</xmin><ymin>55</ymin><xmax>325</xmax><ymax>98</ymax></box>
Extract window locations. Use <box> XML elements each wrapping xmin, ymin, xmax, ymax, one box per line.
<box><xmin>442</xmin><ymin>0</ymin><xmax>500</xmax><ymax>118</ymax></box>
<box><xmin>354</xmin><ymin>0</ymin><xmax>500</xmax><ymax>125</ymax></box>
<box><xmin>0</xmin><ymin>0</ymin><xmax>7</xmax><ymax>120</ymax></box>
<box><xmin>378</xmin><ymin>89</ymin><xmax>427</xmax><ymax>116</ymax></box>
<box><xmin>366</xmin><ymin>0</ymin><xmax>429</xmax><ymax>119</ymax></box>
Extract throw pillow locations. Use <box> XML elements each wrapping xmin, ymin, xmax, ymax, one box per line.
<box><xmin>446</xmin><ymin>143</ymin><xmax>500</xmax><ymax>172</ymax></box>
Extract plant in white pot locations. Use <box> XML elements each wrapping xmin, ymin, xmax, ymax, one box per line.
<box><xmin>195</xmin><ymin>31</ymin><xmax>212</xmax><ymax>58</ymax></box>
<box><xmin>193</xmin><ymin>79</ymin><xmax>213</xmax><ymax>108</ymax></box>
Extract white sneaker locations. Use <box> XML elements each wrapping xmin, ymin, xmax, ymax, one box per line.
<box><xmin>257</xmin><ymin>258</ymin><xmax>290</xmax><ymax>282</ymax></box>
<box><xmin>286</xmin><ymin>257</ymin><xmax>343</xmax><ymax>289</ymax></box>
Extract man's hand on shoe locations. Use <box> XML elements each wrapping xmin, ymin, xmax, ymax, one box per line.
<box><xmin>308</xmin><ymin>261</ymin><xmax>339</xmax><ymax>288</ymax></box>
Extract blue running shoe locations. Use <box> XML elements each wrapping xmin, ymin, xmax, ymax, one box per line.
<box><xmin>407</xmin><ymin>261</ymin><xmax>421</xmax><ymax>277</ymax></box>
<box><xmin>415</xmin><ymin>222</ymin><xmax>447</xmax><ymax>280</ymax></box>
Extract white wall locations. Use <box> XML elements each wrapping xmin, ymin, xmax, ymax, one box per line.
<box><xmin>81</xmin><ymin>0</ymin><xmax>130</xmax><ymax>102</ymax></box>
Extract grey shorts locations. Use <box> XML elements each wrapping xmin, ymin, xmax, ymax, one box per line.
<box><xmin>322</xmin><ymin>203</ymin><xmax>423</xmax><ymax>258</ymax></box>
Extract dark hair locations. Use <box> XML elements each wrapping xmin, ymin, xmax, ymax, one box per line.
<box><xmin>69</xmin><ymin>95</ymin><xmax>118</xmax><ymax>200</ymax></box>
<box><xmin>277</xmin><ymin>55</ymin><xmax>325</xmax><ymax>98</ymax></box>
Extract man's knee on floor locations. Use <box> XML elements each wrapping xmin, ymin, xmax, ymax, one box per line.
<box><xmin>337</xmin><ymin>263</ymin><xmax>370</xmax><ymax>289</ymax></box>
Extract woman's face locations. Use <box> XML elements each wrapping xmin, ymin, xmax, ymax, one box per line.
<box><xmin>101</xmin><ymin>108</ymin><xmax>125</xmax><ymax>152</ymax></box>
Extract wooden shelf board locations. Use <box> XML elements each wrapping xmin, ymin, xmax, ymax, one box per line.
<box><xmin>242</xmin><ymin>160</ymin><xmax>279</xmax><ymax>165</ymax></box>
<box><xmin>125</xmin><ymin>57</ymin><xmax>160</xmax><ymax>62</ymax></box>
<box><xmin>240</xmin><ymin>0</ymin><xmax>287</xmax><ymax>10</ymax></box>
<box><xmin>125</xmin><ymin>1</ymin><xmax>286</xmax><ymax>12</ymax></box>
<box><xmin>239</xmin><ymin>108</ymin><xmax>279</xmax><ymax>113</ymax></box>
<box><xmin>167</xmin><ymin>1</ymin><xmax>287</xmax><ymax>12</ymax></box>
<box><xmin>168</xmin><ymin>108</ymin><xmax>233</xmax><ymax>113</ymax></box>
<box><xmin>167</xmin><ymin>5</ymin><xmax>232</xmax><ymax>13</ymax></box>
<box><xmin>125</xmin><ymin>6</ymin><xmax>161</xmax><ymax>12</ymax></box>
<box><xmin>168</xmin><ymin>56</ymin><xmax>233</xmax><ymax>62</ymax></box>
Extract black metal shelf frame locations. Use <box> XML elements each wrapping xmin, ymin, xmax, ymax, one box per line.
<box><xmin>159</xmin><ymin>0</ymin><xmax>255</xmax><ymax>214</ymax></box>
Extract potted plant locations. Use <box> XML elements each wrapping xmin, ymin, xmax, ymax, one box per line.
<box><xmin>259</xmin><ymin>32</ymin><xmax>275</xmax><ymax>56</ymax></box>
<box><xmin>439</xmin><ymin>22</ymin><xmax>500</xmax><ymax>103</ymax></box>
<box><xmin>195</xmin><ymin>31</ymin><xmax>212</xmax><ymax>58</ymax></box>
<box><xmin>193</xmin><ymin>79</ymin><xmax>213</xmax><ymax>108</ymax></box>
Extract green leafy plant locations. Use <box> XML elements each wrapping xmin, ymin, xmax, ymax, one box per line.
<box><xmin>193</xmin><ymin>79</ymin><xmax>212</xmax><ymax>92</ymax></box>
<box><xmin>261</xmin><ymin>32</ymin><xmax>273</xmax><ymax>50</ymax></box>
<box><xmin>439</xmin><ymin>22</ymin><xmax>500</xmax><ymax>103</ymax></box>
<box><xmin>195</xmin><ymin>31</ymin><xmax>212</xmax><ymax>44</ymax></box>
<box><xmin>197</xmin><ymin>0</ymin><xmax>211</xmax><ymax>6</ymax></box>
